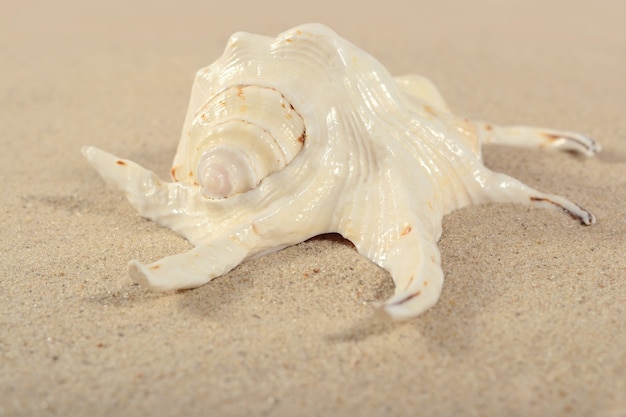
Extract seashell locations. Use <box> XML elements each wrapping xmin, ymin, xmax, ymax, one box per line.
<box><xmin>82</xmin><ymin>23</ymin><xmax>599</xmax><ymax>321</ymax></box>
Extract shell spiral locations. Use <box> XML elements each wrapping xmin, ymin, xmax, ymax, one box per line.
<box><xmin>176</xmin><ymin>85</ymin><xmax>305</xmax><ymax>199</ymax></box>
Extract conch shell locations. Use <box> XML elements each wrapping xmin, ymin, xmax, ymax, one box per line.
<box><xmin>82</xmin><ymin>23</ymin><xmax>598</xmax><ymax>320</ymax></box>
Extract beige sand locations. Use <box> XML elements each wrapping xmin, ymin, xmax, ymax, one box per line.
<box><xmin>1</xmin><ymin>0</ymin><xmax>625</xmax><ymax>415</ymax></box>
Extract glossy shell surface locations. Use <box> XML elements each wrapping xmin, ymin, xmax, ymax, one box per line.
<box><xmin>82</xmin><ymin>23</ymin><xmax>598</xmax><ymax>320</ymax></box>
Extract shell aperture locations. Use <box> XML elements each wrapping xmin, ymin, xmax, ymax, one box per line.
<box><xmin>82</xmin><ymin>23</ymin><xmax>598</xmax><ymax>320</ymax></box>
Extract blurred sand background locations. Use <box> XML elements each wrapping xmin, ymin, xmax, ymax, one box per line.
<box><xmin>1</xmin><ymin>0</ymin><xmax>625</xmax><ymax>416</ymax></box>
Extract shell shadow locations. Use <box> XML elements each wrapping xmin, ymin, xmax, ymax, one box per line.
<box><xmin>84</xmin><ymin>283</ymin><xmax>164</xmax><ymax>307</ymax></box>
<box><xmin>324</xmin><ymin>313</ymin><xmax>400</xmax><ymax>343</ymax></box>
<box><xmin>174</xmin><ymin>234</ymin><xmax>392</xmax><ymax>325</ymax></box>
<box><xmin>325</xmin><ymin>208</ymin><xmax>514</xmax><ymax>349</ymax></box>
<box><xmin>173</xmin><ymin>272</ymin><xmax>255</xmax><ymax>319</ymax></box>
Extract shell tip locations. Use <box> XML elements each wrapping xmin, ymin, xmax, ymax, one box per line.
<box><xmin>81</xmin><ymin>145</ymin><xmax>94</xmax><ymax>158</ymax></box>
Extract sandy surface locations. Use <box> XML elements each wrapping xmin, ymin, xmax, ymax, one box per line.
<box><xmin>1</xmin><ymin>0</ymin><xmax>625</xmax><ymax>416</ymax></box>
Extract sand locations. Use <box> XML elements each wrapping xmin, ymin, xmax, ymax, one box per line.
<box><xmin>1</xmin><ymin>0</ymin><xmax>625</xmax><ymax>416</ymax></box>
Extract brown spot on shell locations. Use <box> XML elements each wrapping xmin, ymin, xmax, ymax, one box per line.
<box><xmin>485</xmin><ymin>124</ymin><xmax>493</xmax><ymax>131</ymax></box>
<box><xmin>403</xmin><ymin>275</ymin><xmax>415</xmax><ymax>290</ymax></box>
<box><xmin>423</xmin><ymin>105</ymin><xmax>437</xmax><ymax>117</ymax></box>
<box><xmin>149</xmin><ymin>264</ymin><xmax>161</xmax><ymax>270</ymax></box>
<box><xmin>542</xmin><ymin>132</ymin><xmax>589</xmax><ymax>150</ymax></box>
<box><xmin>297</xmin><ymin>130</ymin><xmax>307</xmax><ymax>143</ymax></box>
<box><xmin>531</xmin><ymin>196</ymin><xmax>556</xmax><ymax>204</ymax></box>
<box><xmin>116</xmin><ymin>160</ymin><xmax>127</xmax><ymax>166</ymax></box>
<box><xmin>530</xmin><ymin>196</ymin><xmax>585</xmax><ymax>223</ymax></box>
<box><xmin>170</xmin><ymin>167</ymin><xmax>178</xmax><ymax>182</ymax></box>
<box><xmin>387</xmin><ymin>290</ymin><xmax>422</xmax><ymax>307</ymax></box>
<box><xmin>401</xmin><ymin>225</ymin><xmax>412</xmax><ymax>236</ymax></box>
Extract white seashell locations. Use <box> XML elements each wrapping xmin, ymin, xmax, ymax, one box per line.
<box><xmin>82</xmin><ymin>23</ymin><xmax>599</xmax><ymax>321</ymax></box>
